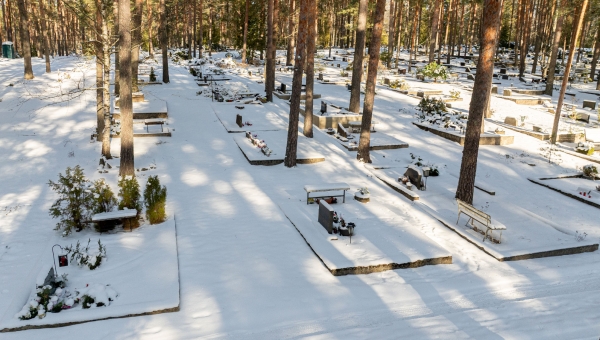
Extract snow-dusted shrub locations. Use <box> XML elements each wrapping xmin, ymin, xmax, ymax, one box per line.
<box><xmin>583</xmin><ymin>164</ymin><xmax>598</xmax><ymax>178</ymax></box>
<box><xmin>91</xmin><ymin>179</ymin><xmax>117</xmax><ymax>214</ymax></box>
<box><xmin>417</xmin><ymin>96</ymin><xmax>447</xmax><ymax>116</ymax></box>
<box><xmin>75</xmin><ymin>284</ymin><xmax>118</xmax><ymax>309</ymax></box>
<box><xmin>48</xmin><ymin>166</ymin><xmax>94</xmax><ymax>236</ymax></box>
<box><xmin>150</xmin><ymin>67</ymin><xmax>157</xmax><ymax>82</ymax></box>
<box><xmin>418</xmin><ymin>62</ymin><xmax>448</xmax><ymax>82</ymax></box>
<box><xmin>144</xmin><ymin>176</ymin><xmax>167</xmax><ymax>224</ymax></box>
<box><xmin>17</xmin><ymin>275</ymin><xmax>70</xmax><ymax>320</ymax></box>
<box><xmin>64</xmin><ymin>239</ymin><xmax>107</xmax><ymax>270</ymax></box>
<box><xmin>118</xmin><ymin>176</ymin><xmax>142</xmax><ymax>227</ymax></box>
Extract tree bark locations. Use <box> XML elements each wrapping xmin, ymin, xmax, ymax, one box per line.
<box><xmin>16</xmin><ymin>0</ymin><xmax>34</xmax><ymax>79</ymax></box>
<box><xmin>551</xmin><ymin>0</ymin><xmax>588</xmax><ymax>144</ymax></box>
<box><xmin>429</xmin><ymin>0</ymin><xmax>442</xmax><ymax>62</ymax></box>
<box><xmin>455</xmin><ymin>0</ymin><xmax>504</xmax><ymax>204</ymax></box>
<box><xmin>284</xmin><ymin>0</ymin><xmax>308</xmax><ymax>168</ymax></box>
<box><xmin>242</xmin><ymin>0</ymin><xmax>249</xmax><ymax>63</ymax></box>
<box><xmin>101</xmin><ymin>0</ymin><xmax>111</xmax><ymax>159</ymax></box>
<box><xmin>303</xmin><ymin>0</ymin><xmax>316</xmax><ymax>137</ymax></box>
<box><xmin>356</xmin><ymin>0</ymin><xmax>386</xmax><ymax>163</ymax></box>
<box><xmin>544</xmin><ymin>0</ymin><xmax>566</xmax><ymax>96</ymax></box>
<box><xmin>286</xmin><ymin>0</ymin><xmax>295</xmax><ymax>65</ymax></box>
<box><xmin>39</xmin><ymin>0</ymin><xmax>51</xmax><ymax>72</ymax></box>
<box><xmin>119</xmin><ymin>0</ymin><xmax>134</xmax><ymax>177</ymax></box>
<box><xmin>132</xmin><ymin>0</ymin><xmax>143</xmax><ymax>92</ymax></box>
<box><xmin>266</xmin><ymin>0</ymin><xmax>275</xmax><ymax>101</ymax></box>
<box><xmin>349</xmin><ymin>0</ymin><xmax>368</xmax><ymax>113</ymax></box>
<box><xmin>590</xmin><ymin>22</ymin><xmax>600</xmax><ymax>81</ymax></box>
<box><xmin>387</xmin><ymin>0</ymin><xmax>396</xmax><ymax>68</ymax></box>
<box><xmin>160</xmin><ymin>0</ymin><xmax>169</xmax><ymax>83</ymax></box>
<box><xmin>199</xmin><ymin>0</ymin><xmax>203</xmax><ymax>57</ymax></box>
<box><xmin>95</xmin><ymin>0</ymin><xmax>104</xmax><ymax>143</ymax></box>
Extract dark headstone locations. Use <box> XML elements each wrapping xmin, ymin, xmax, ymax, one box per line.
<box><xmin>501</xmin><ymin>75</ymin><xmax>509</xmax><ymax>80</ymax></box>
<box><xmin>467</xmin><ymin>74</ymin><xmax>475</xmax><ymax>80</ymax></box>
<box><xmin>320</xmin><ymin>101</ymin><xmax>327</xmax><ymax>113</ymax></box>
<box><xmin>399</xmin><ymin>68</ymin><xmax>407</xmax><ymax>75</ymax></box>
<box><xmin>346</xmin><ymin>84</ymin><xmax>352</xmax><ymax>91</ymax></box>
<box><xmin>499</xmin><ymin>68</ymin><xmax>507</xmax><ymax>74</ymax></box>
<box><xmin>583</xmin><ymin>100</ymin><xmax>596</xmax><ymax>110</ymax></box>
<box><xmin>337</xmin><ymin>64</ymin><xmax>341</xmax><ymax>68</ymax></box>
<box><xmin>236</xmin><ymin>114</ymin><xmax>243</xmax><ymax>127</ymax></box>
<box><xmin>318</xmin><ymin>201</ymin><xmax>334</xmax><ymax>234</ymax></box>
<box><xmin>318</xmin><ymin>73</ymin><xmax>323</xmax><ymax>81</ymax></box>
<box><xmin>404</xmin><ymin>165</ymin><xmax>423</xmax><ymax>190</ymax></box>
<box><xmin>280</xmin><ymin>83</ymin><xmax>287</xmax><ymax>93</ymax></box>
<box><xmin>460</xmin><ymin>62</ymin><xmax>465</xmax><ymax>66</ymax></box>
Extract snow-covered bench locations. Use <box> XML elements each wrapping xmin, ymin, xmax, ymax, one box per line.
<box><xmin>144</xmin><ymin>118</ymin><xmax>166</xmax><ymax>132</ymax></box>
<box><xmin>91</xmin><ymin>209</ymin><xmax>138</xmax><ymax>231</ymax></box>
<box><xmin>304</xmin><ymin>183</ymin><xmax>350</xmax><ymax>205</ymax></box>
<box><xmin>456</xmin><ymin>198</ymin><xmax>505</xmax><ymax>243</ymax></box>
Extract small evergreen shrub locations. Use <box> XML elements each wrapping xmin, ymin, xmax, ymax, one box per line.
<box><xmin>48</xmin><ymin>166</ymin><xmax>94</xmax><ymax>236</ymax></box>
<box><xmin>144</xmin><ymin>176</ymin><xmax>167</xmax><ymax>224</ymax></box>
<box><xmin>418</xmin><ymin>62</ymin><xmax>448</xmax><ymax>82</ymax></box>
<box><xmin>417</xmin><ymin>96</ymin><xmax>447</xmax><ymax>116</ymax></box>
<box><xmin>91</xmin><ymin>179</ymin><xmax>118</xmax><ymax>232</ymax></box>
<box><xmin>149</xmin><ymin>67</ymin><xmax>157</xmax><ymax>82</ymax></box>
<box><xmin>118</xmin><ymin>176</ymin><xmax>142</xmax><ymax>228</ymax></box>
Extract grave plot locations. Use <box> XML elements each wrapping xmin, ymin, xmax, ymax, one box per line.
<box><xmin>411</xmin><ymin>98</ymin><xmax>514</xmax><ymax>146</ymax></box>
<box><xmin>299</xmin><ymin>101</ymin><xmax>362</xmax><ymax>129</ymax></box>
<box><xmin>0</xmin><ymin>218</ymin><xmax>180</xmax><ymax>332</ymax></box>
<box><xmin>528</xmin><ymin>171</ymin><xmax>600</xmax><ymax>209</ymax></box>
<box><xmin>326</xmin><ymin>122</ymin><xmax>409</xmax><ymax>151</ymax></box>
<box><xmin>406</xmin><ymin>174</ymin><xmax>598</xmax><ymax>261</ymax></box>
<box><xmin>110</xmin><ymin>94</ymin><xmax>168</xmax><ymax>120</ymax></box>
<box><xmin>214</xmin><ymin>104</ymin><xmax>288</xmax><ymax>133</ymax></box>
<box><xmin>233</xmin><ymin>130</ymin><xmax>325</xmax><ymax>165</ymax></box>
<box><xmin>111</xmin><ymin>118</ymin><xmax>172</xmax><ymax>138</ymax></box>
<box><xmin>278</xmin><ymin>187</ymin><xmax>451</xmax><ymax>276</ymax></box>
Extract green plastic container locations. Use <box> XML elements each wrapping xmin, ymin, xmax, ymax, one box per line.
<box><xmin>2</xmin><ymin>42</ymin><xmax>14</xmax><ymax>59</ymax></box>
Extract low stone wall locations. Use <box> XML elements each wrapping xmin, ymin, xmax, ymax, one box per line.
<box><xmin>299</xmin><ymin>107</ymin><xmax>363</xmax><ymax>129</ymax></box>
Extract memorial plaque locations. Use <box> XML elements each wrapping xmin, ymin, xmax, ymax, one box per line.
<box><xmin>318</xmin><ymin>201</ymin><xmax>334</xmax><ymax>234</ymax></box>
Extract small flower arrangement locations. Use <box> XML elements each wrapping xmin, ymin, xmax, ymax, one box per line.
<box><xmin>583</xmin><ymin>164</ymin><xmax>599</xmax><ymax>178</ymax></box>
<box><xmin>449</xmin><ymin>89</ymin><xmax>461</xmax><ymax>99</ymax></box>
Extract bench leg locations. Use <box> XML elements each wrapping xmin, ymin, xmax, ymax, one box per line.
<box><xmin>456</xmin><ymin>211</ymin><xmax>462</xmax><ymax>225</ymax></box>
<box><xmin>307</xmin><ymin>193</ymin><xmax>309</xmax><ymax>205</ymax></box>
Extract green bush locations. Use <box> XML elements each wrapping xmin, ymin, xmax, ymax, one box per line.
<box><xmin>118</xmin><ymin>176</ymin><xmax>142</xmax><ymax>228</ymax></box>
<box><xmin>418</xmin><ymin>62</ymin><xmax>448</xmax><ymax>82</ymax></box>
<box><xmin>48</xmin><ymin>166</ymin><xmax>94</xmax><ymax>236</ymax></box>
<box><xmin>417</xmin><ymin>96</ymin><xmax>447</xmax><ymax>116</ymax></box>
<box><xmin>149</xmin><ymin>68</ymin><xmax>157</xmax><ymax>82</ymax></box>
<box><xmin>144</xmin><ymin>176</ymin><xmax>167</xmax><ymax>224</ymax></box>
<box><xmin>91</xmin><ymin>179</ymin><xmax>118</xmax><ymax>232</ymax></box>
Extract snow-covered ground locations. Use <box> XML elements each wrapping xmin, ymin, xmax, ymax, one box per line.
<box><xmin>1</xmin><ymin>51</ymin><xmax>600</xmax><ymax>339</ymax></box>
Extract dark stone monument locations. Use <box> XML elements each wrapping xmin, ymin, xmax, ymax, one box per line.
<box><xmin>337</xmin><ymin>122</ymin><xmax>348</xmax><ymax>137</ymax></box>
<box><xmin>399</xmin><ymin>68</ymin><xmax>407</xmax><ymax>75</ymax></box>
<box><xmin>500</xmin><ymin>68</ymin><xmax>507</xmax><ymax>74</ymax></box>
<box><xmin>333</xmin><ymin>56</ymin><xmax>336</xmax><ymax>60</ymax></box>
<box><xmin>404</xmin><ymin>165</ymin><xmax>423</xmax><ymax>190</ymax></box>
<box><xmin>236</xmin><ymin>114</ymin><xmax>243</xmax><ymax>127</ymax></box>
<box><xmin>280</xmin><ymin>83</ymin><xmax>287</xmax><ymax>93</ymax></box>
<box><xmin>318</xmin><ymin>200</ymin><xmax>334</xmax><ymax>234</ymax></box>
<box><xmin>460</xmin><ymin>62</ymin><xmax>465</xmax><ymax>66</ymax></box>
<box><xmin>346</xmin><ymin>84</ymin><xmax>352</xmax><ymax>91</ymax></box>
<box><xmin>320</xmin><ymin>100</ymin><xmax>327</xmax><ymax>114</ymax></box>
<box><xmin>318</xmin><ymin>73</ymin><xmax>323</xmax><ymax>81</ymax></box>
<box><xmin>501</xmin><ymin>75</ymin><xmax>509</xmax><ymax>80</ymax></box>
<box><xmin>467</xmin><ymin>74</ymin><xmax>475</xmax><ymax>81</ymax></box>
<box><xmin>583</xmin><ymin>100</ymin><xmax>596</xmax><ymax>110</ymax></box>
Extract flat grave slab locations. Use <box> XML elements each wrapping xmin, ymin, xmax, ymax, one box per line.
<box><xmin>214</xmin><ymin>105</ymin><xmax>288</xmax><ymax>133</ymax></box>
<box><xmin>233</xmin><ymin>130</ymin><xmax>325</xmax><ymax>165</ymax></box>
<box><xmin>528</xmin><ymin>175</ymin><xmax>600</xmax><ymax>209</ymax></box>
<box><xmin>0</xmin><ymin>218</ymin><xmax>179</xmax><ymax>332</ymax></box>
<box><xmin>111</xmin><ymin>97</ymin><xmax>168</xmax><ymax>119</ymax></box>
<box><xmin>278</xmin><ymin>192</ymin><xmax>451</xmax><ymax>276</ymax></box>
<box><xmin>330</xmin><ymin>131</ymin><xmax>409</xmax><ymax>151</ymax></box>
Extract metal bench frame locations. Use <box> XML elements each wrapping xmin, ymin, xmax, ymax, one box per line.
<box><xmin>456</xmin><ymin>198</ymin><xmax>503</xmax><ymax>243</ymax></box>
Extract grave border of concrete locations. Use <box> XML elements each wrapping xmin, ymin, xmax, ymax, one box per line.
<box><xmin>413</xmin><ymin>122</ymin><xmax>514</xmax><ymax>146</ymax></box>
<box><xmin>528</xmin><ymin>175</ymin><xmax>600</xmax><ymax>210</ymax></box>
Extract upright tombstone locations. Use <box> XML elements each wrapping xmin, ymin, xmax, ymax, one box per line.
<box><xmin>583</xmin><ymin>100</ymin><xmax>596</xmax><ymax>110</ymax></box>
<box><xmin>236</xmin><ymin>114</ymin><xmax>243</xmax><ymax>127</ymax></box>
<box><xmin>491</xmin><ymin>85</ymin><xmax>498</xmax><ymax>94</ymax></box>
<box><xmin>404</xmin><ymin>165</ymin><xmax>423</xmax><ymax>190</ymax></box>
<box><xmin>499</xmin><ymin>68</ymin><xmax>507</xmax><ymax>74</ymax></box>
<box><xmin>320</xmin><ymin>100</ymin><xmax>327</xmax><ymax>114</ymax></box>
<box><xmin>337</xmin><ymin>122</ymin><xmax>348</xmax><ymax>137</ymax></box>
<box><xmin>318</xmin><ymin>200</ymin><xmax>334</xmax><ymax>234</ymax></box>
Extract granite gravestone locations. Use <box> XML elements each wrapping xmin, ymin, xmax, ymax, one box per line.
<box><xmin>404</xmin><ymin>165</ymin><xmax>423</xmax><ymax>190</ymax></box>
<box><xmin>318</xmin><ymin>200</ymin><xmax>334</xmax><ymax>234</ymax></box>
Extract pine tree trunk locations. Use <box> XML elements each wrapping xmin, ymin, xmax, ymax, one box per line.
<box><xmin>147</xmin><ymin>0</ymin><xmax>154</xmax><ymax>58</ymax></box>
<box><xmin>286</xmin><ymin>0</ymin><xmax>295</xmax><ymax>65</ymax></box>
<box><xmin>590</xmin><ymin>23</ymin><xmax>600</xmax><ymax>80</ymax></box>
<box><xmin>95</xmin><ymin>0</ymin><xmax>104</xmax><ymax>143</ymax></box>
<box><xmin>349</xmin><ymin>0</ymin><xmax>367</xmax><ymax>113</ymax></box>
<box><xmin>356</xmin><ymin>0</ymin><xmax>386</xmax><ymax>163</ymax></box>
<box><xmin>544</xmin><ymin>0</ymin><xmax>565</xmax><ymax>96</ymax></box>
<box><xmin>16</xmin><ymin>0</ymin><xmax>34</xmax><ymax>79</ymax></box>
<box><xmin>242</xmin><ymin>0</ymin><xmax>249</xmax><ymax>63</ymax></box>
<box><xmin>101</xmin><ymin>0</ymin><xmax>111</xmax><ymax>159</ymax></box>
<box><xmin>551</xmin><ymin>0</ymin><xmax>588</xmax><ymax>144</ymax></box>
<box><xmin>160</xmin><ymin>0</ymin><xmax>169</xmax><ymax>83</ymax></box>
<box><xmin>387</xmin><ymin>0</ymin><xmax>395</xmax><ymax>68</ymax></box>
<box><xmin>455</xmin><ymin>0</ymin><xmax>504</xmax><ymax>204</ymax></box>
<box><xmin>429</xmin><ymin>0</ymin><xmax>442</xmax><ymax>62</ymax></box>
<box><xmin>303</xmin><ymin>0</ymin><xmax>317</xmax><ymax>137</ymax></box>
<box><xmin>284</xmin><ymin>0</ymin><xmax>308</xmax><ymax>168</ymax></box>
<box><xmin>119</xmin><ymin>0</ymin><xmax>134</xmax><ymax>177</ymax></box>
<box><xmin>266</xmin><ymin>0</ymin><xmax>274</xmax><ymax>101</ymax></box>
<box><xmin>132</xmin><ymin>0</ymin><xmax>143</xmax><ymax>92</ymax></box>
<box><xmin>199</xmin><ymin>0</ymin><xmax>203</xmax><ymax>57</ymax></box>
<box><xmin>39</xmin><ymin>0</ymin><xmax>51</xmax><ymax>72</ymax></box>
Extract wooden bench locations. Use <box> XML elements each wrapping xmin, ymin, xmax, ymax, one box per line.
<box><xmin>91</xmin><ymin>208</ymin><xmax>138</xmax><ymax>231</ymax></box>
<box><xmin>456</xmin><ymin>198</ymin><xmax>505</xmax><ymax>243</ymax></box>
<box><xmin>304</xmin><ymin>183</ymin><xmax>350</xmax><ymax>205</ymax></box>
<box><xmin>144</xmin><ymin>118</ymin><xmax>166</xmax><ymax>132</ymax></box>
